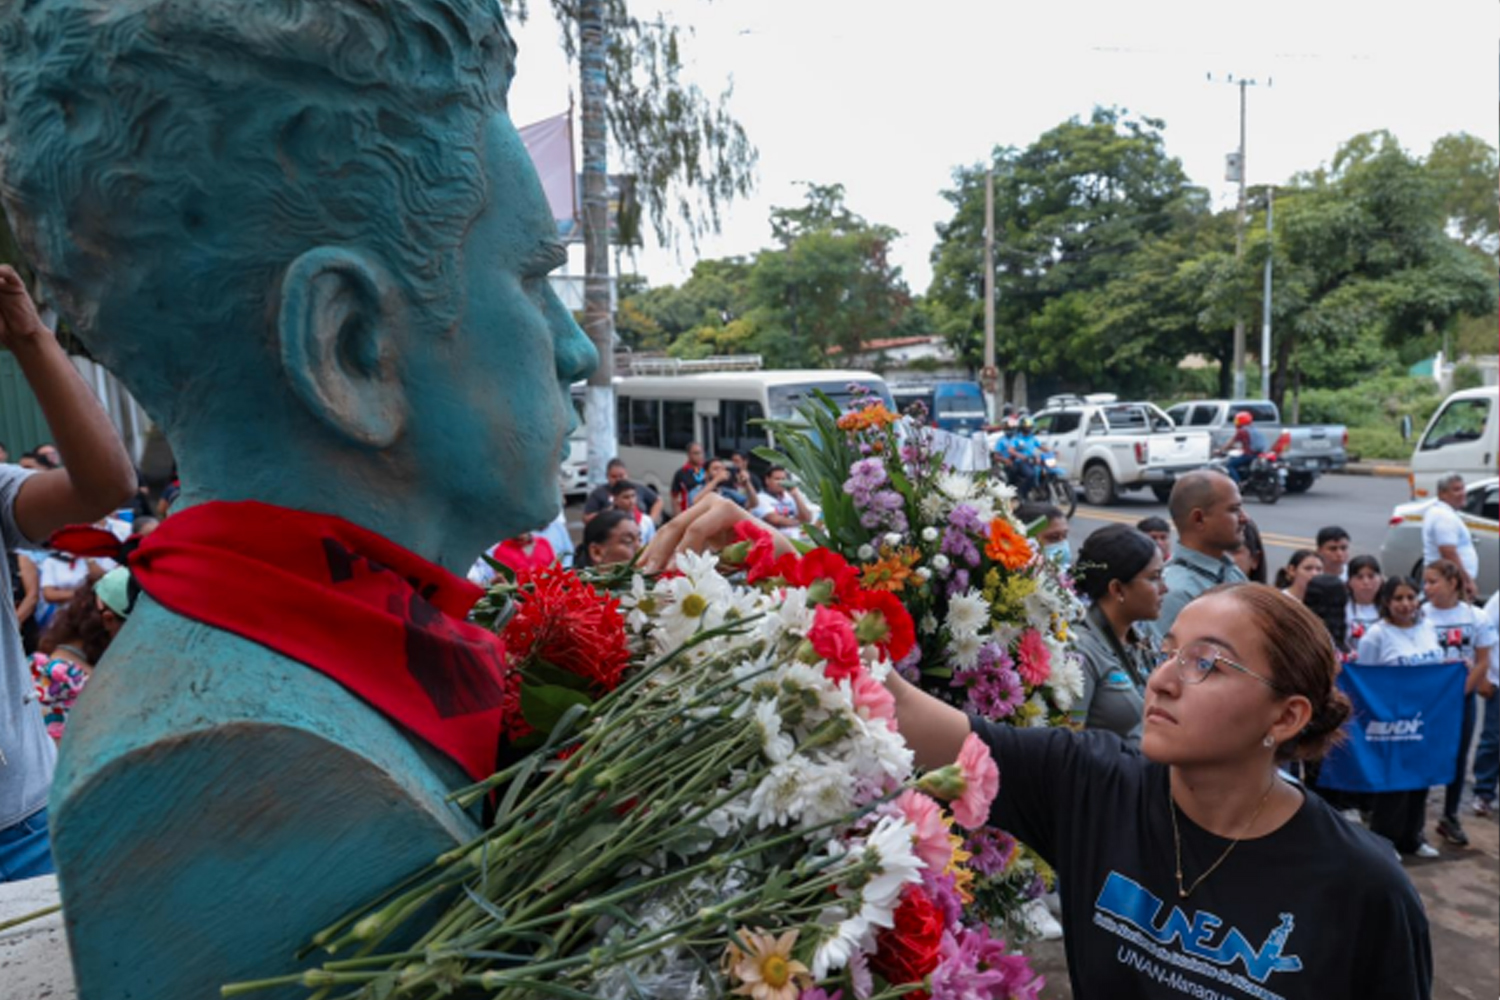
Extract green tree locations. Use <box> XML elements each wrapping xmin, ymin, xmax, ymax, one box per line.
<box><xmin>743</xmin><ymin>183</ymin><xmax>913</xmax><ymax>366</ymax></box>
<box><xmin>1425</xmin><ymin>132</ymin><xmax>1499</xmax><ymax>253</ymax></box>
<box><xmin>927</xmin><ymin>108</ymin><xmax>1213</xmax><ymax>399</ymax></box>
<box><xmin>503</xmin><ymin>0</ymin><xmax>756</xmax><ymax>482</ymax></box>
<box><xmin>1257</xmin><ymin>131</ymin><xmax>1497</xmax><ymax>410</ymax></box>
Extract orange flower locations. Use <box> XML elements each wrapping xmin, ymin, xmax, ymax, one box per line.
<box><xmin>725</xmin><ymin>928</ymin><xmax>811</xmax><ymax>1000</ymax></box>
<box><xmin>861</xmin><ymin>546</ymin><xmax>921</xmax><ymax>593</ymax></box>
<box><xmin>836</xmin><ymin>404</ymin><xmax>898</xmax><ymax>434</ymax></box>
<box><xmin>985</xmin><ymin>518</ymin><xmax>1032</xmax><ymax>571</ymax></box>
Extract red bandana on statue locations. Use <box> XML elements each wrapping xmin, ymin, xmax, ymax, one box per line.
<box><xmin>130</xmin><ymin>500</ymin><xmax>509</xmax><ymax>781</ymax></box>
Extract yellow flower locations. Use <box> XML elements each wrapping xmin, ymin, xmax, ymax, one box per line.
<box><xmin>727</xmin><ymin>928</ymin><xmax>811</xmax><ymax>1000</ymax></box>
<box><xmin>945</xmin><ymin>833</ymin><xmax>976</xmax><ymax>905</ymax></box>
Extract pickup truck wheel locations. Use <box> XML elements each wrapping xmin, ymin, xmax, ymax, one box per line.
<box><xmin>1284</xmin><ymin>472</ymin><xmax>1314</xmax><ymax>494</ymax></box>
<box><xmin>1150</xmin><ymin>484</ymin><xmax>1173</xmax><ymax>504</ymax></box>
<box><xmin>1082</xmin><ymin>464</ymin><xmax>1117</xmax><ymax>506</ymax></box>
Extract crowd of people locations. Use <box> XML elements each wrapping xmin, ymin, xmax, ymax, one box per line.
<box><xmin>1059</xmin><ymin>468</ymin><xmax>1499</xmax><ymax>864</ymax></box>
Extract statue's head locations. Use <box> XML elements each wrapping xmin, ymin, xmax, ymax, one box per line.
<box><xmin>0</xmin><ymin>0</ymin><xmax>595</xmax><ymax>567</ymax></box>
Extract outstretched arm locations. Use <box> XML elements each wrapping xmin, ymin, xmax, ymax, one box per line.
<box><xmin>0</xmin><ymin>266</ymin><xmax>135</xmax><ymax>541</ymax></box>
<box><xmin>886</xmin><ymin>671</ymin><xmax>971</xmax><ymax>770</ymax></box>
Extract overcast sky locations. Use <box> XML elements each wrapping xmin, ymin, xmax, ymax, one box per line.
<box><xmin>503</xmin><ymin>0</ymin><xmax>1498</xmax><ymax>295</ymax></box>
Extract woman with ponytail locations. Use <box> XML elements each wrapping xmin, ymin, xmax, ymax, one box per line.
<box><xmin>879</xmin><ymin>583</ymin><xmax>1431</xmax><ymax>997</ymax></box>
<box><xmin>1069</xmin><ymin>524</ymin><xmax>1166</xmax><ymax>746</ymax></box>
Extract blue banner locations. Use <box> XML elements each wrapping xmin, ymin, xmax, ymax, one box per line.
<box><xmin>1316</xmin><ymin>661</ymin><xmax>1466</xmax><ymax>793</ymax></box>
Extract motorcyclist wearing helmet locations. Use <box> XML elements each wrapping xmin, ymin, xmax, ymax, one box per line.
<box><xmin>992</xmin><ymin>416</ymin><xmax>1022</xmax><ymax>467</ymax></box>
<box><xmin>1218</xmin><ymin>411</ymin><xmax>1261</xmax><ymax>484</ymax></box>
<box><xmin>1010</xmin><ymin>416</ymin><xmax>1044</xmax><ymax>496</ymax></box>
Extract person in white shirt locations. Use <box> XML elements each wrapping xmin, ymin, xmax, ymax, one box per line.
<box><xmin>1316</xmin><ymin>526</ymin><xmax>1351</xmax><ymax>581</ymax></box>
<box><xmin>1421</xmin><ymin>473</ymin><xmax>1478</xmax><ymax>600</ymax></box>
<box><xmin>1357</xmin><ymin>575</ymin><xmax>1446</xmax><ymax>858</ymax></box>
<box><xmin>1421</xmin><ymin>559</ymin><xmax>1498</xmax><ymax>848</ymax></box>
<box><xmin>1346</xmin><ymin>555</ymin><xmax>1383</xmax><ymax>645</ymax></box>
<box><xmin>609</xmin><ymin>480</ymin><xmax>656</xmax><ymax>545</ymax></box>
<box><xmin>1473</xmin><ymin>593</ymin><xmax>1500</xmax><ymax>816</ymax></box>
<box><xmin>750</xmin><ymin>465</ymin><xmax>815</xmax><ymax>543</ymax></box>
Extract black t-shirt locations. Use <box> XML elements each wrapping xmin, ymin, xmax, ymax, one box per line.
<box><xmin>670</xmin><ymin>465</ymin><xmax>704</xmax><ymax>510</ymax></box>
<box><xmin>583</xmin><ymin>480</ymin><xmax>660</xmax><ymax>516</ymax></box>
<box><xmin>971</xmin><ymin>721</ymin><xmax>1431</xmax><ymax>1000</ymax></box>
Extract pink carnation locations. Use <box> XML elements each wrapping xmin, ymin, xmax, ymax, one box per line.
<box><xmin>1014</xmin><ymin>629</ymin><xmax>1052</xmax><ymax>687</ymax></box>
<box><xmin>893</xmin><ymin>789</ymin><xmax>954</xmax><ymax>874</ymax></box>
<box><xmin>952</xmin><ymin>733</ymin><xmax>999</xmax><ymax>829</ymax></box>
<box><xmin>851</xmin><ymin>673</ymin><xmax>897</xmax><ymax>729</ymax></box>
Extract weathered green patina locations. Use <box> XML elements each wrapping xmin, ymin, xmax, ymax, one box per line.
<box><xmin>0</xmin><ymin>3</ymin><xmax>595</xmax><ymax>996</ymax></box>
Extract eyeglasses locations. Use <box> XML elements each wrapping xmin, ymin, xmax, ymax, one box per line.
<box><xmin>1154</xmin><ymin>643</ymin><xmax>1282</xmax><ymax>693</ymax></box>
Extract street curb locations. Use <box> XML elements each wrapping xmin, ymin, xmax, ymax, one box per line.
<box><xmin>1334</xmin><ymin>463</ymin><xmax>1410</xmax><ymax>479</ymax></box>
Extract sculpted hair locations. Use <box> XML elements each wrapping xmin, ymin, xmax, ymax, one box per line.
<box><xmin>1073</xmin><ymin>524</ymin><xmax>1158</xmax><ymax>602</ymax></box>
<box><xmin>1216</xmin><ymin>583</ymin><xmax>1352</xmax><ymax>762</ymax></box>
<box><xmin>0</xmin><ymin>0</ymin><xmax>514</xmax><ymax>420</ymax></box>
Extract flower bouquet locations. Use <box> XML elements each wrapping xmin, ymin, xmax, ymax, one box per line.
<box><xmin>759</xmin><ymin>389</ymin><xmax>1085</xmax><ymax>926</ymax></box>
<box><xmin>225</xmin><ymin>542</ymin><xmax>1042</xmax><ymax>1000</ymax></box>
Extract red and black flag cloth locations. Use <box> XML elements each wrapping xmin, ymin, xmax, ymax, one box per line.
<box><xmin>130</xmin><ymin>501</ymin><xmax>510</xmax><ymax>781</ymax></box>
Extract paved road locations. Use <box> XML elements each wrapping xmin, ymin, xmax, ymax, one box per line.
<box><xmin>1067</xmin><ymin>473</ymin><xmax>1413</xmax><ymax>578</ymax></box>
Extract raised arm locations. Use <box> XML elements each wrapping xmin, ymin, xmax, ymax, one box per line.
<box><xmin>0</xmin><ymin>266</ymin><xmax>135</xmax><ymax>541</ymax></box>
<box><xmin>885</xmin><ymin>671</ymin><xmax>971</xmax><ymax>770</ymax></box>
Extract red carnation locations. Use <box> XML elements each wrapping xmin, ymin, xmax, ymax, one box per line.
<box><xmin>807</xmin><ymin>604</ymin><xmax>863</xmax><ymax>683</ymax></box>
<box><xmin>500</xmin><ymin>565</ymin><xmax>630</xmax><ymax>694</ymax></box>
<box><xmin>871</xmin><ymin>885</ymin><xmax>945</xmax><ymax>998</ymax></box>
<box><xmin>732</xmin><ymin>521</ymin><xmax>782</xmax><ymax>584</ymax></box>
<box><xmin>846</xmin><ymin>588</ymin><xmax>917</xmax><ymax>663</ymax></box>
<box><xmin>776</xmin><ymin>548</ymin><xmax>860</xmax><ymax>603</ymax></box>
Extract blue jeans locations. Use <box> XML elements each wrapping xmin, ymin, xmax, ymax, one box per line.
<box><xmin>1225</xmin><ymin>453</ymin><xmax>1254</xmax><ymax>484</ymax></box>
<box><xmin>1473</xmin><ymin>693</ymin><xmax>1499</xmax><ymax>803</ymax></box>
<box><xmin>0</xmin><ymin>806</ymin><xmax>55</xmax><ymax>882</ymax></box>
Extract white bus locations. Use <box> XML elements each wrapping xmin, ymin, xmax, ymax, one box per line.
<box><xmin>586</xmin><ymin>370</ymin><xmax>892</xmax><ymax>512</ymax></box>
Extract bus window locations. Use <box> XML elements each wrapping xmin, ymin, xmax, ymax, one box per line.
<box><xmin>629</xmin><ymin>398</ymin><xmax>660</xmax><ymax>448</ymax></box>
<box><xmin>719</xmin><ymin>399</ymin><xmax>769</xmax><ymax>462</ymax></box>
<box><xmin>663</xmin><ymin>400</ymin><xmax>695</xmax><ymax>451</ymax></box>
<box><xmin>767</xmin><ymin>380</ymin><xmax>895</xmax><ymax>420</ymax></box>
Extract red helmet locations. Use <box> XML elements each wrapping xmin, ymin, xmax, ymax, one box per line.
<box><xmin>1234</xmin><ymin>412</ymin><xmax>1253</xmax><ymax>427</ymax></box>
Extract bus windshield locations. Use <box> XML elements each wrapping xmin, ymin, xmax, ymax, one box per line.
<box><xmin>767</xmin><ymin>380</ymin><xmax>896</xmax><ymax>421</ymax></box>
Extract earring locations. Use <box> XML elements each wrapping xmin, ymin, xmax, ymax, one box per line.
<box><xmin>1118</xmin><ymin>595</ymin><xmax>1125</xmax><ymax>603</ymax></box>
<box><xmin>1262</xmin><ymin>735</ymin><xmax>1275</xmax><ymax>748</ymax></box>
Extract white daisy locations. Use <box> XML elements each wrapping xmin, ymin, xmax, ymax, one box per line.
<box><xmin>751</xmin><ymin>699</ymin><xmax>795</xmax><ymax>764</ymax></box>
<box><xmin>936</xmin><ymin>470</ymin><xmax>975</xmax><ymax>504</ymax></box>
<box><xmin>945</xmin><ymin>589</ymin><xmax>989</xmax><ymax>636</ymax></box>
<box><xmin>948</xmin><ymin>631</ymin><xmax>983</xmax><ymax>670</ymax></box>
<box><xmin>856</xmin><ymin>815</ymin><xmax>924</xmax><ymax>913</ymax></box>
<box><xmin>811</xmin><ymin>905</ymin><xmax>868</xmax><ymax>979</ymax></box>
<box><xmin>920</xmin><ymin>526</ymin><xmax>940</xmax><ymax>543</ymax></box>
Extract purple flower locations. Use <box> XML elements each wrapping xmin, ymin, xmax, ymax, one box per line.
<box><xmin>895</xmin><ymin>647</ymin><xmax>923</xmax><ymax>683</ymax></box>
<box><xmin>922</xmin><ymin>868</ymin><xmax>965</xmax><ymax>931</ymax></box>
<box><xmin>948</xmin><ymin>504</ymin><xmax>983</xmax><ymax>533</ymax></box>
<box><xmin>799</xmin><ymin>989</ymin><xmax>843</xmax><ymax>1000</ymax></box>
<box><xmin>965</xmin><ymin>827</ymin><xmax>1019</xmax><ymax>878</ymax></box>
<box><xmin>928</xmin><ymin>926</ymin><xmax>1043</xmax><ymax>1000</ymax></box>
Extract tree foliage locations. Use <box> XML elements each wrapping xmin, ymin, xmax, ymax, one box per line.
<box><xmin>503</xmin><ymin>0</ymin><xmax>756</xmax><ymax>248</ymax></box>
<box><xmin>620</xmin><ymin>183</ymin><xmax>918</xmax><ymax>367</ymax></box>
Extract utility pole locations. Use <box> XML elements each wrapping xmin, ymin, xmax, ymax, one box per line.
<box><xmin>1211</xmin><ymin>73</ymin><xmax>1267</xmax><ymax>400</ymax></box>
<box><xmin>982</xmin><ymin>169</ymin><xmax>998</xmax><ymax>422</ymax></box>
<box><xmin>580</xmin><ymin>0</ymin><xmax>617</xmax><ymax>488</ymax></box>
<box><xmin>1260</xmin><ymin>186</ymin><xmax>1274</xmax><ymax>400</ymax></box>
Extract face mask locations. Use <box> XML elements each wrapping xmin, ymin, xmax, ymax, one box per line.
<box><xmin>1043</xmin><ymin>541</ymin><xmax>1072</xmax><ymax>565</ymax></box>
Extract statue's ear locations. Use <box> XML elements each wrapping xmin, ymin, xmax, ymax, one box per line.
<box><xmin>277</xmin><ymin>247</ymin><xmax>408</xmax><ymax>449</ymax></box>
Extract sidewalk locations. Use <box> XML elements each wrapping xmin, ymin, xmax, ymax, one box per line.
<box><xmin>1017</xmin><ymin>790</ymin><xmax>1500</xmax><ymax>999</ymax></box>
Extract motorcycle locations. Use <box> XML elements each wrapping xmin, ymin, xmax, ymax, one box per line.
<box><xmin>995</xmin><ymin>448</ymin><xmax>1078</xmax><ymax>518</ymax></box>
<box><xmin>1211</xmin><ymin>448</ymin><xmax>1286</xmax><ymax>504</ymax></box>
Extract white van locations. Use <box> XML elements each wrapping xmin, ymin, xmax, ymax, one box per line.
<box><xmin>1409</xmin><ymin>385</ymin><xmax>1499</xmax><ymax>499</ymax></box>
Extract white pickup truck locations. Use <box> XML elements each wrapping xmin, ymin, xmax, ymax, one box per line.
<box><xmin>1029</xmin><ymin>401</ymin><xmax>1214</xmax><ymax>506</ymax></box>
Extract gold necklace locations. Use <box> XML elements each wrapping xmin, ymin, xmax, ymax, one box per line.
<box><xmin>1170</xmin><ymin>778</ymin><xmax>1275</xmax><ymax>899</ymax></box>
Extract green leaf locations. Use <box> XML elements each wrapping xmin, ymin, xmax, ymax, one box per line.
<box><xmin>523</xmin><ymin>659</ymin><xmax>595</xmax><ymax>692</ymax></box>
<box><xmin>520</xmin><ymin>684</ymin><xmax>594</xmax><ymax>736</ymax></box>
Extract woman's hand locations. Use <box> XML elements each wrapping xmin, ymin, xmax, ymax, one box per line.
<box><xmin>639</xmin><ymin>495</ymin><xmax>795</xmax><ymax>575</ymax></box>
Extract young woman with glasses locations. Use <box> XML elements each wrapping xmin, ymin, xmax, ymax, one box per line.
<box><xmin>885</xmin><ymin>582</ymin><xmax>1431</xmax><ymax>999</ymax></box>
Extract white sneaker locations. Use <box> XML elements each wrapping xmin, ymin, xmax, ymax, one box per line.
<box><xmin>1413</xmin><ymin>842</ymin><xmax>1440</xmax><ymax>859</ymax></box>
<box><xmin>1020</xmin><ymin>898</ymin><xmax>1064</xmax><ymax>941</ymax></box>
<box><xmin>1339</xmin><ymin>808</ymin><xmax>1364</xmax><ymax>825</ymax></box>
